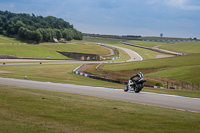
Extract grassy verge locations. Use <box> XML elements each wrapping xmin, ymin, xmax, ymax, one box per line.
<box><xmin>84</xmin><ymin>54</ymin><xmax>200</xmax><ymax>93</ymax></box>
<box><xmin>160</xmin><ymin>41</ymin><xmax>200</xmax><ymax>54</ymax></box>
<box><xmin>140</xmin><ymin>36</ymin><xmax>192</xmax><ymax>40</ymax></box>
<box><xmin>101</xmin><ymin>54</ymin><xmax>200</xmax><ymax>84</ymax></box>
<box><xmin>40</xmin><ymin>41</ymin><xmax>110</xmax><ymax>56</ymax></box>
<box><xmin>127</xmin><ymin>40</ymin><xmax>200</xmax><ymax>54</ymax></box>
<box><xmin>83</xmin><ymin>36</ymin><xmax>122</xmax><ymax>44</ymax></box>
<box><xmin>127</xmin><ymin>40</ymin><xmax>169</xmax><ymax>47</ymax></box>
<box><xmin>0</xmin><ymin>64</ymin><xmax>124</xmax><ymax>89</ymax></box>
<box><xmin>0</xmin><ymin>35</ymin><xmax>111</xmax><ymax>59</ymax></box>
<box><xmin>0</xmin><ymin>43</ymin><xmax>110</xmax><ymax>59</ymax></box>
<box><xmin>0</xmin><ymin>84</ymin><xmax>200</xmax><ymax>133</ymax></box>
<box><xmin>0</xmin><ymin>34</ymin><xmax>26</xmax><ymax>43</ymax></box>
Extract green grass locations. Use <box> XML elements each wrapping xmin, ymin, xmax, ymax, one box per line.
<box><xmin>147</xmin><ymin>65</ymin><xmax>200</xmax><ymax>84</ymax></box>
<box><xmin>84</xmin><ymin>36</ymin><xmax>200</xmax><ymax>55</ymax></box>
<box><xmin>83</xmin><ymin>36</ymin><xmax>122</xmax><ymax>44</ymax></box>
<box><xmin>95</xmin><ymin>54</ymin><xmax>200</xmax><ymax>85</ymax></box>
<box><xmin>0</xmin><ymin>64</ymin><xmax>124</xmax><ymax>89</ymax></box>
<box><xmin>0</xmin><ymin>41</ymin><xmax>110</xmax><ymax>59</ymax></box>
<box><xmin>160</xmin><ymin>41</ymin><xmax>200</xmax><ymax>54</ymax></box>
<box><xmin>0</xmin><ymin>84</ymin><xmax>200</xmax><ymax>133</ymax></box>
<box><xmin>127</xmin><ymin>40</ymin><xmax>169</xmax><ymax>47</ymax></box>
<box><xmin>40</xmin><ymin>42</ymin><xmax>110</xmax><ymax>56</ymax></box>
<box><xmin>141</xmin><ymin>36</ymin><xmax>191</xmax><ymax>40</ymax></box>
<box><xmin>127</xmin><ymin>40</ymin><xmax>200</xmax><ymax>54</ymax></box>
<box><xmin>0</xmin><ymin>34</ymin><xmax>26</xmax><ymax>43</ymax></box>
<box><xmin>0</xmin><ymin>44</ymin><xmax>68</xmax><ymax>59</ymax></box>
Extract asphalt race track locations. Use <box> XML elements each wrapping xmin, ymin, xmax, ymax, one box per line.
<box><xmin>0</xmin><ymin>77</ymin><xmax>200</xmax><ymax>112</ymax></box>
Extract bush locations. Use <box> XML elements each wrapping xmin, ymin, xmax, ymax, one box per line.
<box><xmin>155</xmin><ymin>82</ymin><xmax>163</xmax><ymax>87</ymax></box>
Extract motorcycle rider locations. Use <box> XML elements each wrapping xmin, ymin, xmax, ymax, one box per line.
<box><xmin>130</xmin><ymin>72</ymin><xmax>144</xmax><ymax>90</ymax></box>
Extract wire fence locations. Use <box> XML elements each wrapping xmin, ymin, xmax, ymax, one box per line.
<box><xmin>157</xmin><ymin>80</ymin><xmax>200</xmax><ymax>91</ymax></box>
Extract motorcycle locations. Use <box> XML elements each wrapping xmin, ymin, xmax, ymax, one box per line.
<box><xmin>124</xmin><ymin>78</ymin><xmax>146</xmax><ymax>93</ymax></box>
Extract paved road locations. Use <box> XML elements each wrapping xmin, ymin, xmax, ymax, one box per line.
<box><xmin>0</xmin><ymin>77</ymin><xmax>200</xmax><ymax>112</ymax></box>
<box><xmin>96</xmin><ymin>43</ymin><xmax>143</xmax><ymax>62</ymax></box>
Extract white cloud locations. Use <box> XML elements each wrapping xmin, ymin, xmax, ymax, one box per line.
<box><xmin>146</xmin><ymin>0</ymin><xmax>200</xmax><ymax>10</ymax></box>
<box><xmin>164</xmin><ymin>0</ymin><xmax>200</xmax><ymax>10</ymax></box>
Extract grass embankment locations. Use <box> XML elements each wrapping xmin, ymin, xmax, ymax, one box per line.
<box><xmin>0</xmin><ymin>64</ymin><xmax>123</xmax><ymax>89</ymax></box>
<box><xmin>1</xmin><ymin>84</ymin><xmax>200</xmax><ymax>133</ymax></box>
<box><xmin>0</xmin><ymin>34</ymin><xmax>26</xmax><ymax>43</ymax></box>
<box><xmin>128</xmin><ymin>40</ymin><xmax>200</xmax><ymax>54</ymax></box>
<box><xmin>160</xmin><ymin>41</ymin><xmax>200</xmax><ymax>54</ymax></box>
<box><xmin>128</xmin><ymin>40</ymin><xmax>169</xmax><ymax>47</ymax></box>
<box><xmin>0</xmin><ymin>35</ymin><xmax>111</xmax><ymax>59</ymax></box>
<box><xmin>140</xmin><ymin>36</ymin><xmax>192</xmax><ymax>41</ymax></box>
<box><xmin>85</xmin><ymin>54</ymin><xmax>200</xmax><ymax>87</ymax></box>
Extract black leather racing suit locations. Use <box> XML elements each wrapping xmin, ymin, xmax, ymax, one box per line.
<box><xmin>130</xmin><ymin>73</ymin><xmax>144</xmax><ymax>88</ymax></box>
<box><xmin>130</xmin><ymin>73</ymin><xmax>143</xmax><ymax>82</ymax></box>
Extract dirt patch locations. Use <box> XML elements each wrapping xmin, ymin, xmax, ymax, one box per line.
<box><xmin>77</xmin><ymin>64</ymin><xmax>91</xmax><ymax>73</ymax></box>
<box><xmin>152</xmin><ymin>45</ymin><xmax>162</xmax><ymax>49</ymax></box>
<box><xmin>0</xmin><ymin>70</ymin><xmax>12</xmax><ymax>73</ymax></box>
<box><xmin>156</xmin><ymin>54</ymin><xmax>174</xmax><ymax>59</ymax></box>
<box><xmin>103</xmin><ymin>48</ymin><xmax>115</xmax><ymax>57</ymax></box>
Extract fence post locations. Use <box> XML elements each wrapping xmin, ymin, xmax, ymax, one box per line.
<box><xmin>182</xmin><ymin>82</ymin><xmax>184</xmax><ymax>90</ymax></box>
<box><xmin>167</xmin><ymin>82</ymin><xmax>168</xmax><ymax>89</ymax></box>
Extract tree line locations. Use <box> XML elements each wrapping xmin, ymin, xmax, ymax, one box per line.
<box><xmin>0</xmin><ymin>10</ymin><xmax>83</xmax><ymax>43</ymax></box>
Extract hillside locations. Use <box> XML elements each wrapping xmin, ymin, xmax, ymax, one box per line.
<box><xmin>0</xmin><ymin>35</ymin><xmax>111</xmax><ymax>59</ymax></box>
<box><xmin>0</xmin><ymin>10</ymin><xmax>82</xmax><ymax>43</ymax></box>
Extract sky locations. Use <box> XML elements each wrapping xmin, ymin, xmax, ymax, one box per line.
<box><xmin>0</xmin><ymin>0</ymin><xmax>200</xmax><ymax>38</ymax></box>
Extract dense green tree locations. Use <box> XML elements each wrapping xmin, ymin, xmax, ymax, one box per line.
<box><xmin>54</xmin><ymin>29</ymin><xmax>62</xmax><ymax>40</ymax></box>
<box><xmin>73</xmin><ymin>29</ymin><xmax>83</xmax><ymax>40</ymax></box>
<box><xmin>24</xmin><ymin>30</ymin><xmax>32</xmax><ymax>40</ymax></box>
<box><xmin>18</xmin><ymin>27</ymin><xmax>27</xmax><ymax>38</ymax></box>
<box><xmin>0</xmin><ymin>10</ymin><xmax>82</xmax><ymax>43</ymax></box>
<box><xmin>37</xmin><ymin>28</ymin><xmax>49</xmax><ymax>42</ymax></box>
<box><xmin>62</xmin><ymin>29</ymin><xmax>74</xmax><ymax>41</ymax></box>
<box><xmin>32</xmin><ymin>31</ymin><xmax>42</xmax><ymax>43</ymax></box>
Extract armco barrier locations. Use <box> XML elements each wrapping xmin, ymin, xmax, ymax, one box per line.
<box><xmin>154</xmin><ymin>86</ymin><xmax>166</xmax><ymax>89</ymax></box>
<box><xmin>73</xmin><ymin>65</ymin><xmax>165</xmax><ymax>89</ymax></box>
<box><xmin>110</xmin><ymin>57</ymin><xmax>120</xmax><ymax>60</ymax></box>
<box><xmin>73</xmin><ymin>65</ymin><xmax>90</xmax><ymax>77</ymax></box>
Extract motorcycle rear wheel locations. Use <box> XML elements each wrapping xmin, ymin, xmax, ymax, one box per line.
<box><xmin>135</xmin><ymin>84</ymin><xmax>143</xmax><ymax>93</ymax></box>
<box><xmin>124</xmin><ymin>85</ymin><xmax>128</xmax><ymax>92</ymax></box>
